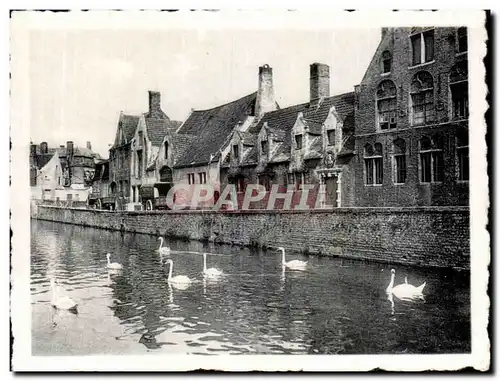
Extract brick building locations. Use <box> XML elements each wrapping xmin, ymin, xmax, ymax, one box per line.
<box><xmin>353</xmin><ymin>27</ymin><xmax>469</xmax><ymax>206</ymax></box>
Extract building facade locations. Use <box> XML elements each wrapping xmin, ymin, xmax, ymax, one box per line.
<box><xmin>353</xmin><ymin>27</ymin><xmax>469</xmax><ymax>206</ymax></box>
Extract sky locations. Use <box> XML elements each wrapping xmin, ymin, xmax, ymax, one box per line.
<box><xmin>28</xmin><ymin>27</ymin><xmax>381</xmax><ymax>157</ymax></box>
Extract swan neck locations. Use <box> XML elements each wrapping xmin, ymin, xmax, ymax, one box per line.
<box><xmin>168</xmin><ymin>261</ymin><xmax>173</xmax><ymax>280</ymax></box>
<box><xmin>281</xmin><ymin>249</ymin><xmax>285</xmax><ymax>264</ymax></box>
<box><xmin>159</xmin><ymin>237</ymin><xmax>163</xmax><ymax>249</ymax></box>
<box><xmin>203</xmin><ymin>254</ymin><xmax>207</xmax><ymax>271</ymax></box>
<box><xmin>107</xmin><ymin>256</ymin><xmax>111</xmax><ymax>265</ymax></box>
<box><xmin>388</xmin><ymin>273</ymin><xmax>395</xmax><ymax>290</ymax></box>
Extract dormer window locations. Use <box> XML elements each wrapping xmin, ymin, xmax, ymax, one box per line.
<box><xmin>295</xmin><ymin>135</ymin><xmax>303</xmax><ymax>150</ymax></box>
<box><xmin>457</xmin><ymin>27</ymin><xmax>467</xmax><ymax>53</ymax></box>
<box><xmin>233</xmin><ymin>144</ymin><xmax>239</xmax><ymax>160</ymax></box>
<box><xmin>382</xmin><ymin>50</ymin><xmax>392</xmax><ymax>73</ymax></box>
<box><xmin>327</xmin><ymin>130</ymin><xmax>335</xmax><ymax>146</ymax></box>
<box><xmin>261</xmin><ymin>140</ymin><xmax>268</xmax><ymax>155</ymax></box>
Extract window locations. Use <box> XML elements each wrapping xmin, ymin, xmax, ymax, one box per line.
<box><xmin>420</xmin><ymin>136</ymin><xmax>444</xmax><ymax>183</ymax></box>
<box><xmin>393</xmin><ymin>139</ymin><xmax>407</xmax><ymax>184</ymax></box>
<box><xmin>450</xmin><ymin>61</ymin><xmax>469</xmax><ymax>120</ymax></box>
<box><xmin>411</xmin><ymin>29</ymin><xmax>434</xmax><ymax>65</ymax></box>
<box><xmin>295</xmin><ymin>172</ymin><xmax>305</xmax><ymax>190</ymax></box>
<box><xmin>376</xmin><ymin>80</ymin><xmax>397</xmax><ymax>130</ymax></box>
<box><xmin>364</xmin><ymin>143</ymin><xmax>383</xmax><ymax>185</ymax></box>
<box><xmin>411</xmin><ymin>71</ymin><xmax>435</xmax><ymax>126</ymax></box>
<box><xmin>137</xmin><ymin>151</ymin><xmax>143</xmax><ymax>178</ymax></box>
<box><xmin>236</xmin><ymin>177</ymin><xmax>245</xmax><ymax>192</ymax></box>
<box><xmin>295</xmin><ymin>134</ymin><xmax>303</xmax><ymax>150</ymax></box>
<box><xmin>327</xmin><ymin>129</ymin><xmax>336</xmax><ymax>145</ymax></box>
<box><xmin>261</xmin><ymin>140</ymin><xmax>268</xmax><ymax>155</ymax></box>
<box><xmin>233</xmin><ymin>144</ymin><xmax>239</xmax><ymax>160</ymax></box>
<box><xmin>457</xmin><ymin>129</ymin><xmax>469</xmax><ymax>181</ymax></box>
<box><xmin>258</xmin><ymin>175</ymin><xmax>271</xmax><ymax>191</ymax></box>
<box><xmin>138</xmin><ymin>131</ymin><xmax>143</xmax><ymax>147</ymax></box>
<box><xmin>198</xmin><ymin>172</ymin><xmax>207</xmax><ymax>184</ymax></box>
<box><xmin>382</xmin><ymin>50</ymin><xmax>392</xmax><ymax>73</ymax></box>
<box><xmin>457</xmin><ymin>27</ymin><xmax>467</xmax><ymax>53</ymax></box>
<box><xmin>288</xmin><ymin>173</ymin><xmax>295</xmax><ymax>185</ymax></box>
<box><xmin>164</xmin><ymin>141</ymin><xmax>169</xmax><ymax>159</ymax></box>
<box><xmin>187</xmin><ymin>173</ymin><xmax>195</xmax><ymax>185</ymax></box>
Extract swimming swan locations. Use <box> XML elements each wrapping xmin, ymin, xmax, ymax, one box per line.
<box><xmin>165</xmin><ymin>259</ymin><xmax>192</xmax><ymax>288</ymax></box>
<box><xmin>386</xmin><ymin>269</ymin><xmax>426</xmax><ymax>300</ymax></box>
<box><xmin>50</xmin><ymin>278</ymin><xmax>77</xmax><ymax>312</ymax></box>
<box><xmin>106</xmin><ymin>253</ymin><xmax>123</xmax><ymax>270</ymax></box>
<box><xmin>278</xmin><ymin>247</ymin><xmax>308</xmax><ymax>271</ymax></box>
<box><xmin>203</xmin><ymin>253</ymin><xmax>223</xmax><ymax>278</ymax></box>
<box><xmin>157</xmin><ymin>237</ymin><xmax>171</xmax><ymax>255</ymax></box>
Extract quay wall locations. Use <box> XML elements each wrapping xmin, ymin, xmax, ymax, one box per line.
<box><xmin>33</xmin><ymin>205</ymin><xmax>470</xmax><ymax>270</ymax></box>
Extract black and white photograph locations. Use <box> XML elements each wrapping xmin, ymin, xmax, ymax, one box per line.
<box><xmin>10</xmin><ymin>9</ymin><xmax>489</xmax><ymax>372</ymax></box>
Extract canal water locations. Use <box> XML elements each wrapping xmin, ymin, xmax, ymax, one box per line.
<box><xmin>31</xmin><ymin>220</ymin><xmax>470</xmax><ymax>356</ymax></box>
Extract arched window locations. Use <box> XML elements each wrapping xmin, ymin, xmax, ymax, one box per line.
<box><xmin>457</xmin><ymin>128</ymin><xmax>469</xmax><ymax>181</ymax></box>
<box><xmin>376</xmin><ymin>80</ymin><xmax>397</xmax><ymax>130</ymax></box>
<box><xmin>419</xmin><ymin>135</ymin><xmax>444</xmax><ymax>183</ymax></box>
<box><xmin>164</xmin><ymin>140</ymin><xmax>169</xmax><ymax>160</ymax></box>
<box><xmin>392</xmin><ymin>139</ymin><xmax>407</xmax><ymax>184</ymax></box>
<box><xmin>364</xmin><ymin>143</ymin><xmax>383</xmax><ymax>185</ymax></box>
<box><xmin>450</xmin><ymin>61</ymin><xmax>468</xmax><ymax>120</ymax></box>
<box><xmin>411</xmin><ymin>71</ymin><xmax>435</xmax><ymax>126</ymax></box>
<box><xmin>381</xmin><ymin>50</ymin><xmax>392</xmax><ymax>73</ymax></box>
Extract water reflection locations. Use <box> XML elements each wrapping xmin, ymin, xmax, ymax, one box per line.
<box><xmin>31</xmin><ymin>220</ymin><xmax>470</xmax><ymax>356</ymax></box>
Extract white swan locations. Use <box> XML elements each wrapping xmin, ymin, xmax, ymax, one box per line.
<box><xmin>278</xmin><ymin>247</ymin><xmax>308</xmax><ymax>271</ymax></box>
<box><xmin>386</xmin><ymin>269</ymin><xmax>426</xmax><ymax>300</ymax></box>
<box><xmin>106</xmin><ymin>253</ymin><xmax>123</xmax><ymax>270</ymax></box>
<box><xmin>203</xmin><ymin>253</ymin><xmax>223</xmax><ymax>278</ymax></box>
<box><xmin>50</xmin><ymin>278</ymin><xmax>77</xmax><ymax>311</ymax></box>
<box><xmin>165</xmin><ymin>259</ymin><xmax>191</xmax><ymax>289</ymax></box>
<box><xmin>157</xmin><ymin>237</ymin><xmax>171</xmax><ymax>255</ymax></box>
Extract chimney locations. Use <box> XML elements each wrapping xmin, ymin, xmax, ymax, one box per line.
<box><xmin>86</xmin><ymin>141</ymin><xmax>92</xmax><ymax>151</ymax></box>
<box><xmin>40</xmin><ymin>142</ymin><xmax>48</xmax><ymax>154</ymax></box>
<box><xmin>148</xmin><ymin>91</ymin><xmax>162</xmax><ymax>117</ymax></box>
<box><xmin>310</xmin><ymin>63</ymin><xmax>330</xmax><ymax>102</ymax></box>
<box><xmin>30</xmin><ymin>144</ymin><xmax>37</xmax><ymax>156</ymax></box>
<box><xmin>255</xmin><ymin>64</ymin><xmax>277</xmax><ymax>118</ymax></box>
<box><xmin>66</xmin><ymin>141</ymin><xmax>74</xmax><ymax>157</ymax></box>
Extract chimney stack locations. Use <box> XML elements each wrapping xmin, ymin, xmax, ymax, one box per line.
<box><xmin>86</xmin><ymin>141</ymin><xmax>92</xmax><ymax>151</ymax></box>
<box><xmin>310</xmin><ymin>63</ymin><xmax>330</xmax><ymax>103</ymax></box>
<box><xmin>40</xmin><ymin>142</ymin><xmax>48</xmax><ymax>154</ymax></box>
<box><xmin>148</xmin><ymin>91</ymin><xmax>162</xmax><ymax>117</ymax></box>
<box><xmin>66</xmin><ymin>141</ymin><xmax>74</xmax><ymax>157</ymax></box>
<box><xmin>255</xmin><ymin>64</ymin><xmax>277</xmax><ymax>118</ymax></box>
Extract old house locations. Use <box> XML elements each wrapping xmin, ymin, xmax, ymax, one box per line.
<box><xmin>354</xmin><ymin>27</ymin><xmax>469</xmax><ymax>206</ymax></box>
<box><xmin>220</xmin><ymin>63</ymin><xmax>356</xmax><ymax>209</ymax></box>
<box><xmin>88</xmin><ymin>159</ymin><xmax>112</xmax><ymax>209</ymax></box>
<box><xmin>109</xmin><ymin>112</ymin><xmax>140</xmax><ymax>209</ymax></box>
<box><xmin>30</xmin><ymin>141</ymin><xmax>98</xmax><ymax>205</ymax></box>
<box><xmin>129</xmin><ymin>91</ymin><xmax>182</xmax><ymax>210</ymax></box>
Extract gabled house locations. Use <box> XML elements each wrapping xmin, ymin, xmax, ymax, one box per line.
<box><xmin>130</xmin><ymin>91</ymin><xmax>182</xmax><ymax>209</ymax></box>
<box><xmin>354</xmin><ymin>27</ymin><xmax>469</xmax><ymax>206</ymax></box>
<box><xmin>108</xmin><ymin>112</ymin><xmax>140</xmax><ymax>208</ymax></box>
<box><xmin>220</xmin><ymin>63</ymin><xmax>356</xmax><ymax>208</ymax></box>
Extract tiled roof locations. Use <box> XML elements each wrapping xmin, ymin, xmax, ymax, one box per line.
<box><xmin>241</xmin><ymin>146</ymin><xmax>258</xmax><ymax>166</ymax></box>
<box><xmin>304</xmin><ymin>136</ymin><xmax>323</xmax><ymax>160</ymax></box>
<box><xmin>304</xmin><ymin>118</ymin><xmax>323</xmax><ymax>135</ymax></box>
<box><xmin>113</xmin><ymin>114</ymin><xmax>140</xmax><ymax>148</ymax></box>
<box><xmin>170</xmin><ymin>133</ymin><xmax>197</xmax><ymax>163</ymax></box>
<box><xmin>250</xmin><ymin>92</ymin><xmax>355</xmax><ymax>163</ymax></box>
<box><xmin>145</xmin><ymin>114</ymin><xmax>182</xmax><ymax>147</ymax></box>
<box><xmin>174</xmin><ymin>92</ymin><xmax>257</xmax><ymax>167</ymax></box>
<box><xmin>240</xmin><ymin>131</ymin><xmax>257</xmax><ymax>146</ymax></box>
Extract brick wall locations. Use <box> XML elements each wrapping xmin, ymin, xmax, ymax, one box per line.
<box><xmin>34</xmin><ymin>205</ymin><xmax>470</xmax><ymax>270</ymax></box>
<box><xmin>354</xmin><ymin>27</ymin><xmax>469</xmax><ymax>207</ymax></box>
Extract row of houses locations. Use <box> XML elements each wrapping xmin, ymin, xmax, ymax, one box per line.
<box><xmin>31</xmin><ymin>27</ymin><xmax>469</xmax><ymax>210</ymax></box>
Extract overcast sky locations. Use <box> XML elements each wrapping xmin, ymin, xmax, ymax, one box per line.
<box><xmin>28</xmin><ymin>28</ymin><xmax>381</xmax><ymax>157</ymax></box>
